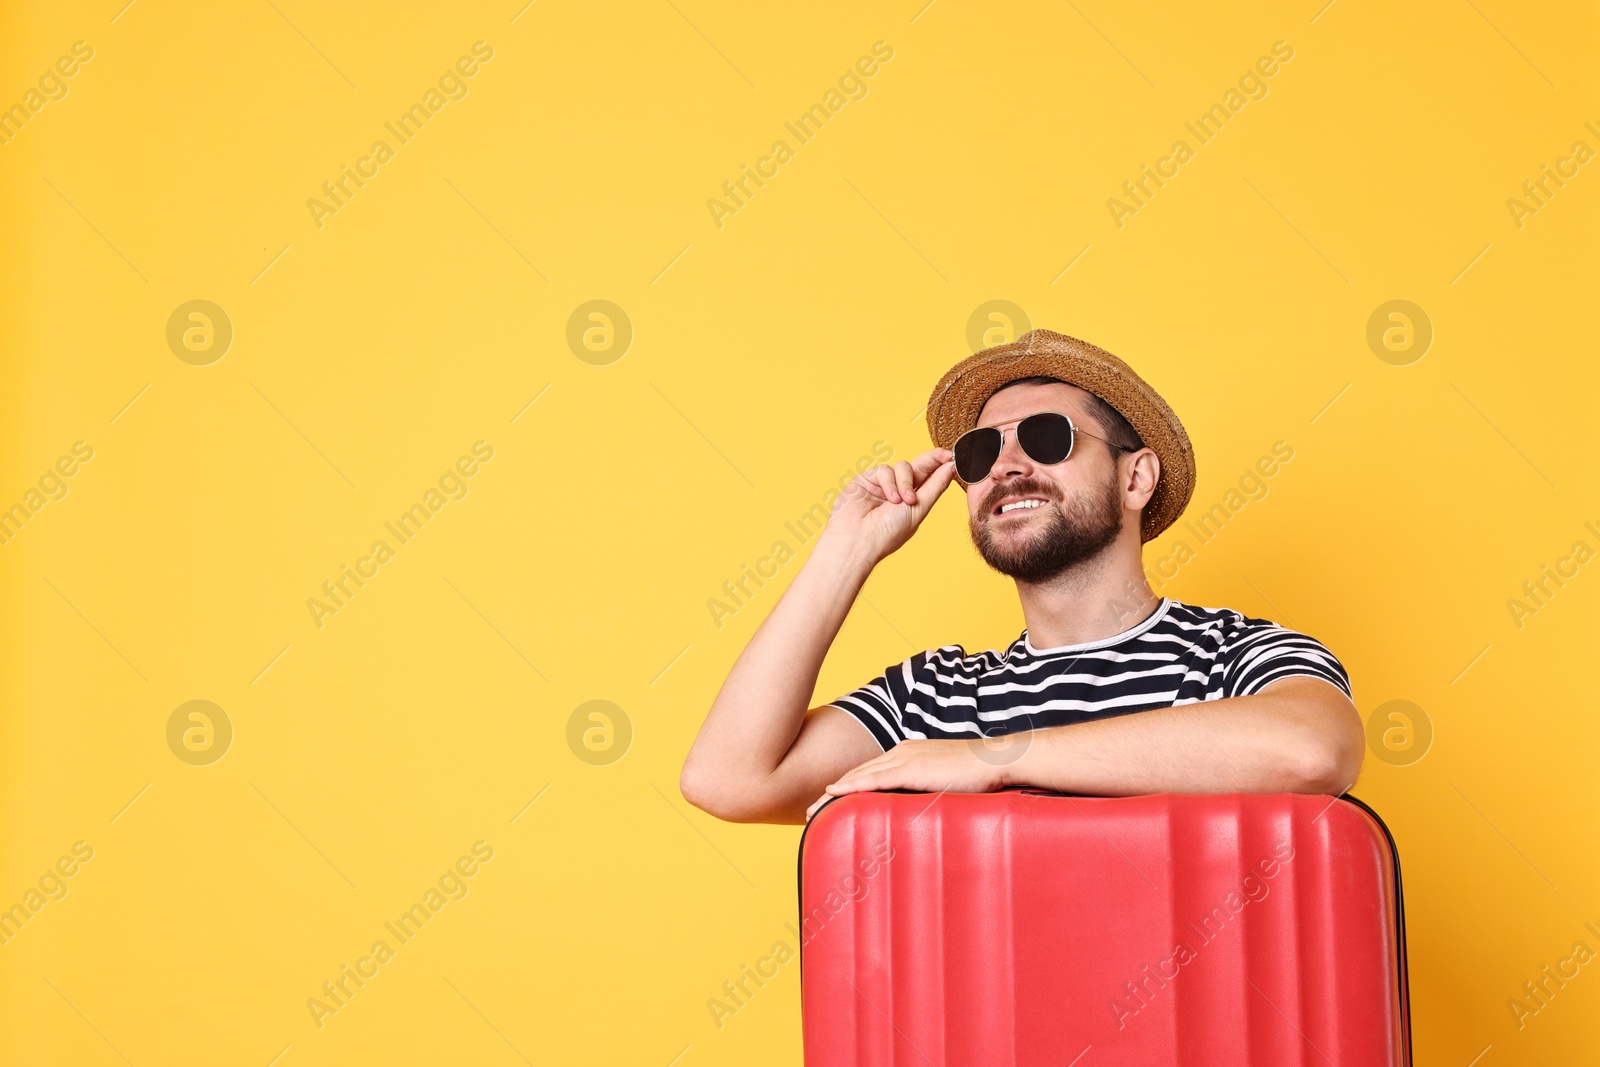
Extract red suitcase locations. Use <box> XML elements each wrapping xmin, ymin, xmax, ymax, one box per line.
<box><xmin>798</xmin><ymin>789</ymin><xmax>1409</xmax><ymax>1066</ymax></box>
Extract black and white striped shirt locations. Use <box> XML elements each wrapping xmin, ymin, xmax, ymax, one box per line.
<box><xmin>829</xmin><ymin>598</ymin><xmax>1352</xmax><ymax>751</ymax></box>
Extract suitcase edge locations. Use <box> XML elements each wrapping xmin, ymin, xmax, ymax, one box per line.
<box><xmin>1340</xmin><ymin>792</ymin><xmax>1413</xmax><ymax>1067</ymax></box>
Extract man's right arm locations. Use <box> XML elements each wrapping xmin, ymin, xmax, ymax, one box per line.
<box><xmin>679</xmin><ymin>448</ymin><xmax>956</xmax><ymax>824</ymax></box>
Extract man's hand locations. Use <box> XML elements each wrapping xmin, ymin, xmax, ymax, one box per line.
<box><xmin>817</xmin><ymin>448</ymin><xmax>957</xmax><ymax>566</ymax></box>
<box><xmin>804</xmin><ymin>738</ymin><xmax>1007</xmax><ymax>820</ymax></box>
<box><xmin>679</xmin><ymin>447</ymin><xmax>957</xmax><ymax>825</ymax></box>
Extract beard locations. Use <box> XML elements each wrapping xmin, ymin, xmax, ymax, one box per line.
<box><xmin>969</xmin><ymin>474</ymin><xmax>1124</xmax><ymax>584</ymax></box>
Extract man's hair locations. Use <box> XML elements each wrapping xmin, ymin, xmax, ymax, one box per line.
<box><xmin>991</xmin><ymin>375</ymin><xmax>1144</xmax><ymax>453</ymax></box>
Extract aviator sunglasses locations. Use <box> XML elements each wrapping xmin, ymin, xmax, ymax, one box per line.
<box><xmin>952</xmin><ymin>411</ymin><xmax>1135</xmax><ymax>483</ymax></box>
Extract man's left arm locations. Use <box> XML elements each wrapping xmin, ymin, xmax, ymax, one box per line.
<box><xmin>806</xmin><ymin>676</ymin><xmax>1364</xmax><ymax>818</ymax></box>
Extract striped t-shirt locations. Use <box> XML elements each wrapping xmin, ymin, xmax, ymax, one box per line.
<box><xmin>829</xmin><ymin>598</ymin><xmax>1352</xmax><ymax>751</ymax></box>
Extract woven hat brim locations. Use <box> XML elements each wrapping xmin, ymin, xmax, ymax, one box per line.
<box><xmin>925</xmin><ymin>329</ymin><xmax>1195</xmax><ymax>542</ymax></box>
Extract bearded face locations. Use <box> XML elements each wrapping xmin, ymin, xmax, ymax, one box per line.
<box><xmin>968</xmin><ymin>470</ymin><xmax>1124</xmax><ymax>584</ymax></box>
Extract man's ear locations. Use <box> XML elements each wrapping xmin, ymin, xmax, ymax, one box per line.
<box><xmin>1125</xmin><ymin>448</ymin><xmax>1160</xmax><ymax>510</ymax></box>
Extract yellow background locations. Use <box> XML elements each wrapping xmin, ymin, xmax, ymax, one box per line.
<box><xmin>1</xmin><ymin>0</ymin><xmax>1596</xmax><ymax>1063</ymax></box>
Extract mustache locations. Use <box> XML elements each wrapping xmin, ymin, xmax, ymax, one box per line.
<box><xmin>980</xmin><ymin>478</ymin><xmax>1059</xmax><ymax>514</ymax></box>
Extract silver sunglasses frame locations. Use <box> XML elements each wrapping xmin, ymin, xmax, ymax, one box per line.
<box><xmin>952</xmin><ymin>410</ymin><xmax>1134</xmax><ymax>483</ymax></box>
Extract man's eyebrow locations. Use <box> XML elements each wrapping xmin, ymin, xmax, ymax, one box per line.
<box><xmin>973</xmin><ymin>408</ymin><xmax>1074</xmax><ymax>431</ymax></box>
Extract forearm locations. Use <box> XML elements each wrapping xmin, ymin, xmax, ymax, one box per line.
<box><xmin>1002</xmin><ymin>682</ymin><xmax>1364</xmax><ymax>795</ymax></box>
<box><xmin>682</xmin><ymin>532</ymin><xmax>876</xmax><ymax>794</ymax></box>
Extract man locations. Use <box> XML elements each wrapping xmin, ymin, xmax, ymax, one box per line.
<box><xmin>680</xmin><ymin>329</ymin><xmax>1363</xmax><ymax>825</ymax></box>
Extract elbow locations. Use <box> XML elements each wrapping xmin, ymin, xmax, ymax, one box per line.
<box><xmin>1289</xmin><ymin>726</ymin><xmax>1365</xmax><ymax>795</ymax></box>
<box><xmin>679</xmin><ymin>759</ymin><xmax>757</xmax><ymax>823</ymax></box>
<box><xmin>678</xmin><ymin>758</ymin><xmax>719</xmax><ymax>816</ymax></box>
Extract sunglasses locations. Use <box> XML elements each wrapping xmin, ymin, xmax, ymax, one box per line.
<box><xmin>952</xmin><ymin>411</ymin><xmax>1135</xmax><ymax>483</ymax></box>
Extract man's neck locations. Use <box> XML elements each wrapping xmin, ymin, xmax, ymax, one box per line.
<box><xmin>1015</xmin><ymin>539</ymin><xmax>1160</xmax><ymax>649</ymax></box>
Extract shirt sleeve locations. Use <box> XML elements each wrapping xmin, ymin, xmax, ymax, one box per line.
<box><xmin>826</xmin><ymin>649</ymin><xmax>945</xmax><ymax>752</ymax></box>
<box><xmin>1221</xmin><ymin>619</ymin><xmax>1353</xmax><ymax>700</ymax></box>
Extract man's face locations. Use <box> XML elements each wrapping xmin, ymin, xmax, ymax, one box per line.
<box><xmin>964</xmin><ymin>382</ymin><xmax>1128</xmax><ymax>583</ymax></box>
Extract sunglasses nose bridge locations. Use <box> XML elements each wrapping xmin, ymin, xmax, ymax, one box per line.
<box><xmin>991</xmin><ymin>423</ymin><xmax>1038</xmax><ymax>475</ymax></box>
<box><xmin>955</xmin><ymin>425</ymin><xmax>1027</xmax><ymax>483</ymax></box>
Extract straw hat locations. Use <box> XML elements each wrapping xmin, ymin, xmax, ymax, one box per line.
<box><xmin>925</xmin><ymin>328</ymin><xmax>1195</xmax><ymax>542</ymax></box>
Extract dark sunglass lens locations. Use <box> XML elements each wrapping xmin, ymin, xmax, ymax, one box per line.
<box><xmin>954</xmin><ymin>427</ymin><xmax>1003</xmax><ymax>481</ymax></box>
<box><xmin>1017</xmin><ymin>413</ymin><xmax>1075</xmax><ymax>465</ymax></box>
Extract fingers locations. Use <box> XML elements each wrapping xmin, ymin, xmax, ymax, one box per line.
<box><xmin>838</xmin><ymin>461</ymin><xmax>901</xmax><ymax>508</ymax></box>
<box><xmin>824</xmin><ymin>754</ymin><xmax>901</xmax><ymax>797</ymax></box>
<box><xmin>807</xmin><ymin>766</ymin><xmax>883</xmax><ymax>819</ymax></box>
<box><xmin>910</xmin><ymin>447</ymin><xmax>954</xmax><ymax>480</ymax></box>
<box><xmin>862</xmin><ymin>449</ymin><xmax>954</xmax><ymax>507</ymax></box>
<box><xmin>806</xmin><ymin>770</ymin><xmax>891</xmax><ymax>820</ymax></box>
<box><xmin>833</xmin><ymin>751</ymin><xmax>894</xmax><ymax>785</ymax></box>
<box><xmin>827</xmin><ymin>765</ymin><xmax>896</xmax><ymax>797</ymax></box>
<box><xmin>872</xmin><ymin>464</ymin><xmax>901</xmax><ymax>503</ymax></box>
<box><xmin>910</xmin><ymin>458</ymin><xmax>957</xmax><ymax>520</ymax></box>
<box><xmin>870</xmin><ymin>461</ymin><xmax>918</xmax><ymax>505</ymax></box>
<box><xmin>892</xmin><ymin>461</ymin><xmax>916</xmax><ymax>503</ymax></box>
<box><xmin>847</xmin><ymin>472</ymin><xmax>889</xmax><ymax>503</ymax></box>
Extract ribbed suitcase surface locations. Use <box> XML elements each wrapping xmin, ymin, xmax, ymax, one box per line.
<box><xmin>798</xmin><ymin>790</ymin><xmax>1408</xmax><ymax>1066</ymax></box>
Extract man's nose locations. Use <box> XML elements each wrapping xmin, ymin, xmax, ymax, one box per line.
<box><xmin>993</xmin><ymin>429</ymin><xmax>1034</xmax><ymax>477</ymax></box>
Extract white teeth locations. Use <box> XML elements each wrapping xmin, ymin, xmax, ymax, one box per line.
<box><xmin>999</xmin><ymin>499</ymin><xmax>1046</xmax><ymax>513</ymax></box>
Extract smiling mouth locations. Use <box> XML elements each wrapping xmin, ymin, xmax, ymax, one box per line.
<box><xmin>994</xmin><ymin>498</ymin><xmax>1052</xmax><ymax>517</ymax></box>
